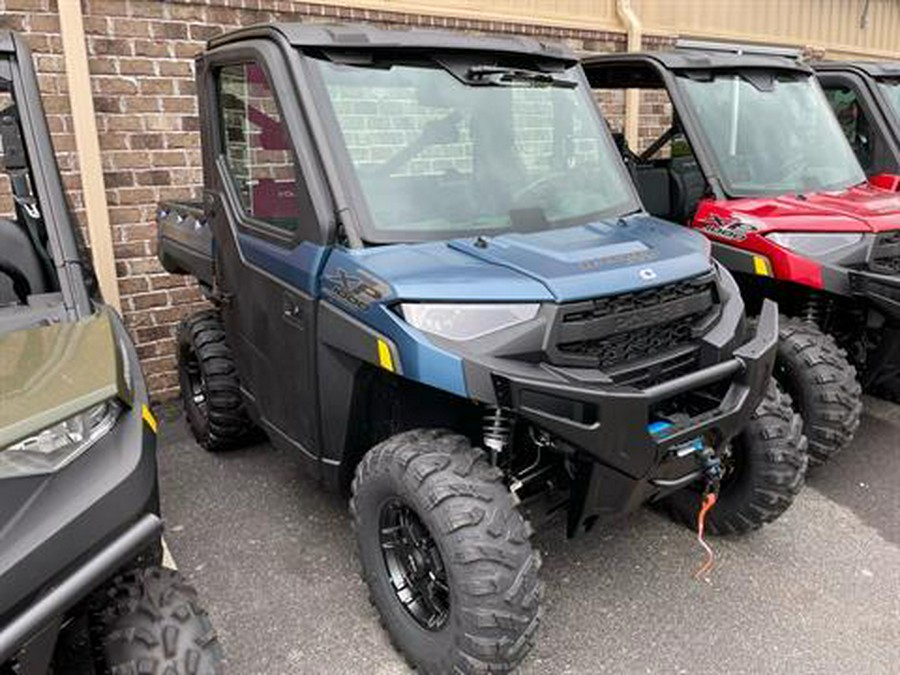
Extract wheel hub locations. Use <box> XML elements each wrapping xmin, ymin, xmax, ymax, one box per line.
<box><xmin>379</xmin><ymin>500</ymin><xmax>450</xmax><ymax>631</ymax></box>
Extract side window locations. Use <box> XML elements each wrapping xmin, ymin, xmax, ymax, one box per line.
<box><xmin>217</xmin><ymin>63</ymin><xmax>301</xmax><ymax>232</ymax></box>
<box><xmin>0</xmin><ymin>87</ymin><xmax>15</xmax><ymax>220</ymax></box>
<box><xmin>822</xmin><ymin>84</ymin><xmax>873</xmax><ymax>173</ymax></box>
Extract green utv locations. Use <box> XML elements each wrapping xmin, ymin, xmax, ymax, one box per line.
<box><xmin>0</xmin><ymin>31</ymin><xmax>224</xmax><ymax>675</ymax></box>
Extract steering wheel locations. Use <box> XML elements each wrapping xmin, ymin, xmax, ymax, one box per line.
<box><xmin>0</xmin><ymin>261</ymin><xmax>31</xmax><ymax>304</ymax></box>
<box><xmin>511</xmin><ymin>171</ymin><xmax>567</xmax><ymax>207</ymax></box>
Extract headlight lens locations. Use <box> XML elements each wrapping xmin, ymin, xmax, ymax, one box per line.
<box><xmin>400</xmin><ymin>303</ymin><xmax>540</xmax><ymax>341</ymax></box>
<box><xmin>0</xmin><ymin>400</ymin><xmax>121</xmax><ymax>478</ymax></box>
<box><xmin>766</xmin><ymin>232</ymin><xmax>864</xmax><ymax>257</ymax></box>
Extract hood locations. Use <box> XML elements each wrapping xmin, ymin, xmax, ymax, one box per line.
<box><xmin>722</xmin><ymin>183</ymin><xmax>900</xmax><ymax>234</ymax></box>
<box><xmin>0</xmin><ymin>311</ymin><xmax>124</xmax><ymax>448</ymax></box>
<box><xmin>354</xmin><ymin>215</ymin><xmax>712</xmax><ymax>303</ymax></box>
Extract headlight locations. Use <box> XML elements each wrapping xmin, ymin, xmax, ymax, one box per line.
<box><xmin>0</xmin><ymin>400</ymin><xmax>121</xmax><ymax>478</ymax></box>
<box><xmin>399</xmin><ymin>303</ymin><xmax>540</xmax><ymax>341</ymax></box>
<box><xmin>766</xmin><ymin>232</ymin><xmax>864</xmax><ymax>257</ymax></box>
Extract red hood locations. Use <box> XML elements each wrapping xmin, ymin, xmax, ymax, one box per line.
<box><xmin>719</xmin><ymin>183</ymin><xmax>900</xmax><ymax>234</ymax></box>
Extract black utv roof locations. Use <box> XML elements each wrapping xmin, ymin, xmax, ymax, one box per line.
<box><xmin>208</xmin><ymin>22</ymin><xmax>576</xmax><ymax>63</ymax></box>
<box><xmin>812</xmin><ymin>61</ymin><xmax>900</xmax><ymax>78</ymax></box>
<box><xmin>583</xmin><ymin>50</ymin><xmax>811</xmax><ymax>75</ymax></box>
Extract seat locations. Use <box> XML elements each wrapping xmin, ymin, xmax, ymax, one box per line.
<box><xmin>668</xmin><ymin>156</ymin><xmax>706</xmax><ymax>224</ymax></box>
<box><xmin>633</xmin><ymin>165</ymin><xmax>671</xmax><ymax>219</ymax></box>
<box><xmin>0</xmin><ymin>217</ymin><xmax>48</xmax><ymax>304</ymax></box>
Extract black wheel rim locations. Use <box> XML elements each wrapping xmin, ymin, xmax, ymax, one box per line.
<box><xmin>379</xmin><ymin>499</ymin><xmax>450</xmax><ymax>631</ymax></box>
<box><xmin>182</xmin><ymin>344</ymin><xmax>208</xmax><ymax>416</ymax></box>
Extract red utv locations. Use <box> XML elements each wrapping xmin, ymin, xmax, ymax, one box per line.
<box><xmin>583</xmin><ymin>50</ymin><xmax>900</xmax><ymax>464</ymax></box>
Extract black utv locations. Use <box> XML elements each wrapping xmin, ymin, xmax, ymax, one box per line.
<box><xmin>0</xmin><ymin>31</ymin><xmax>224</xmax><ymax>675</ymax></box>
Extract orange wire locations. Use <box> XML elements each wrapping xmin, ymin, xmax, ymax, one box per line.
<box><xmin>694</xmin><ymin>492</ymin><xmax>717</xmax><ymax>580</ymax></box>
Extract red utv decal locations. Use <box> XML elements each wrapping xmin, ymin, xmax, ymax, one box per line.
<box><xmin>696</xmin><ymin>213</ymin><xmax>758</xmax><ymax>242</ymax></box>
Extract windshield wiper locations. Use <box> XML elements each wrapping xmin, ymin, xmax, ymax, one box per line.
<box><xmin>464</xmin><ymin>65</ymin><xmax>577</xmax><ymax>89</ymax></box>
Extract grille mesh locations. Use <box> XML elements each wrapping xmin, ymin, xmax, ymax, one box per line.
<box><xmin>558</xmin><ymin>314</ymin><xmax>698</xmax><ymax>368</ymax></box>
<box><xmin>548</xmin><ymin>274</ymin><xmax>718</xmax><ymax>371</ymax></box>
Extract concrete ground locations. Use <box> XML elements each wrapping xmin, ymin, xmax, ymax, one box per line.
<box><xmin>157</xmin><ymin>398</ymin><xmax>900</xmax><ymax>675</ymax></box>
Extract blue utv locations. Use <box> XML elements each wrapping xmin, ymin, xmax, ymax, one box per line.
<box><xmin>158</xmin><ymin>23</ymin><xmax>807</xmax><ymax>674</ymax></box>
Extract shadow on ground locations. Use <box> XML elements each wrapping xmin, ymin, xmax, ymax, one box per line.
<box><xmin>156</xmin><ymin>402</ymin><xmax>900</xmax><ymax>675</ymax></box>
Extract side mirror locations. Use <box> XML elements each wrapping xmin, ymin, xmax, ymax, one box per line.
<box><xmin>870</xmin><ymin>173</ymin><xmax>900</xmax><ymax>192</ymax></box>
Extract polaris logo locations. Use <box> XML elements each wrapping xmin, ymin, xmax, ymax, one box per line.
<box><xmin>639</xmin><ymin>268</ymin><xmax>657</xmax><ymax>281</ymax></box>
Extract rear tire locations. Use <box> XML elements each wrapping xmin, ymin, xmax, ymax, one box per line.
<box><xmin>774</xmin><ymin>316</ymin><xmax>862</xmax><ymax>465</ymax></box>
<box><xmin>662</xmin><ymin>381</ymin><xmax>808</xmax><ymax>535</ymax></box>
<box><xmin>177</xmin><ymin>310</ymin><xmax>259</xmax><ymax>451</ymax></box>
<box><xmin>95</xmin><ymin>567</ymin><xmax>225</xmax><ymax>675</ymax></box>
<box><xmin>351</xmin><ymin>429</ymin><xmax>542</xmax><ymax>674</ymax></box>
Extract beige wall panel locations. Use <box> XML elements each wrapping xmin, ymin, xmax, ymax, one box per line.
<box><xmin>634</xmin><ymin>0</ymin><xmax>900</xmax><ymax>58</ymax></box>
<box><xmin>299</xmin><ymin>0</ymin><xmax>900</xmax><ymax>58</ymax></box>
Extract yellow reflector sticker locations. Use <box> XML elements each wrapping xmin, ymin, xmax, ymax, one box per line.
<box><xmin>753</xmin><ymin>255</ymin><xmax>771</xmax><ymax>276</ymax></box>
<box><xmin>142</xmin><ymin>404</ymin><xmax>158</xmax><ymax>433</ymax></box>
<box><xmin>377</xmin><ymin>339</ymin><xmax>395</xmax><ymax>372</ymax></box>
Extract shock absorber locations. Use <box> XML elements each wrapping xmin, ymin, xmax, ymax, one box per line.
<box><xmin>801</xmin><ymin>293</ymin><xmax>825</xmax><ymax>327</ymax></box>
<box><xmin>483</xmin><ymin>407</ymin><xmax>514</xmax><ymax>463</ymax></box>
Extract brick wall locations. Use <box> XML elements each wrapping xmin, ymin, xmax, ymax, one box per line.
<box><xmin>0</xmin><ymin>0</ymin><xmax>674</xmax><ymax>400</ymax></box>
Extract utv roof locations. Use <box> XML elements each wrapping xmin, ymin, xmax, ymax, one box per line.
<box><xmin>208</xmin><ymin>22</ymin><xmax>576</xmax><ymax>63</ymax></box>
<box><xmin>812</xmin><ymin>61</ymin><xmax>900</xmax><ymax>78</ymax></box>
<box><xmin>0</xmin><ymin>30</ymin><xmax>15</xmax><ymax>54</ymax></box>
<box><xmin>583</xmin><ymin>50</ymin><xmax>811</xmax><ymax>74</ymax></box>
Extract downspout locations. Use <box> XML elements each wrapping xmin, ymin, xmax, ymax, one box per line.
<box><xmin>616</xmin><ymin>0</ymin><xmax>643</xmax><ymax>149</ymax></box>
<box><xmin>58</xmin><ymin>1</ymin><xmax>121</xmax><ymax>312</ymax></box>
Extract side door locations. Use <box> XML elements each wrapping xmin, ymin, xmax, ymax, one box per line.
<box><xmin>819</xmin><ymin>72</ymin><xmax>900</xmax><ymax>175</ymax></box>
<box><xmin>203</xmin><ymin>44</ymin><xmax>327</xmax><ymax>461</ymax></box>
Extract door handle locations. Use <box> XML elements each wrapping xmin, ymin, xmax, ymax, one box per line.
<box><xmin>282</xmin><ymin>293</ymin><xmax>306</xmax><ymax>329</ymax></box>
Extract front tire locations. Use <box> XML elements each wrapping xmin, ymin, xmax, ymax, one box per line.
<box><xmin>177</xmin><ymin>310</ymin><xmax>259</xmax><ymax>452</ymax></box>
<box><xmin>663</xmin><ymin>381</ymin><xmax>808</xmax><ymax>535</ymax></box>
<box><xmin>351</xmin><ymin>429</ymin><xmax>542</xmax><ymax>674</ymax></box>
<box><xmin>774</xmin><ymin>316</ymin><xmax>862</xmax><ymax>464</ymax></box>
<box><xmin>95</xmin><ymin>567</ymin><xmax>225</xmax><ymax>675</ymax></box>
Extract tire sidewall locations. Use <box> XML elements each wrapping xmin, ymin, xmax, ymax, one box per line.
<box><xmin>354</xmin><ymin>465</ymin><xmax>461</xmax><ymax>673</ymax></box>
<box><xmin>775</xmin><ymin>317</ymin><xmax>861</xmax><ymax>462</ymax></box>
<box><xmin>177</xmin><ymin>319</ymin><xmax>210</xmax><ymax>443</ymax></box>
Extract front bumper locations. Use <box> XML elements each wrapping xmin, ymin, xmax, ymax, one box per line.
<box><xmin>468</xmin><ymin>300</ymin><xmax>779</xmax><ymax>536</ymax></box>
<box><xmin>0</xmin><ymin>514</ymin><xmax>162</xmax><ymax>664</ymax></box>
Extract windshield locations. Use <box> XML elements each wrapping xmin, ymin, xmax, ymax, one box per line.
<box><xmin>877</xmin><ymin>79</ymin><xmax>900</xmax><ymax>119</ymax></box>
<box><xmin>678</xmin><ymin>71</ymin><xmax>866</xmax><ymax>196</ymax></box>
<box><xmin>313</xmin><ymin>57</ymin><xmax>637</xmax><ymax>243</ymax></box>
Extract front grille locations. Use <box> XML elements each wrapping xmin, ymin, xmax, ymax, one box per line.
<box><xmin>558</xmin><ymin>314</ymin><xmax>698</xmax><ymax>367</ymax></box>
<box><xmin>546</xmin><ymin>273</ymin><xmax>719</xmax><ymax>371</ymax></box>
<box><xmin>870</xmin><ymin>231</ymin><xmax>900</xmax><ymax>275</ymax></box>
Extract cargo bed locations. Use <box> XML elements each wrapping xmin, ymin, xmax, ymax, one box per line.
<box><xmin>157</xmin><ymin>200</ymin><xmax>213</xmax><ymax>287</ymax></box>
